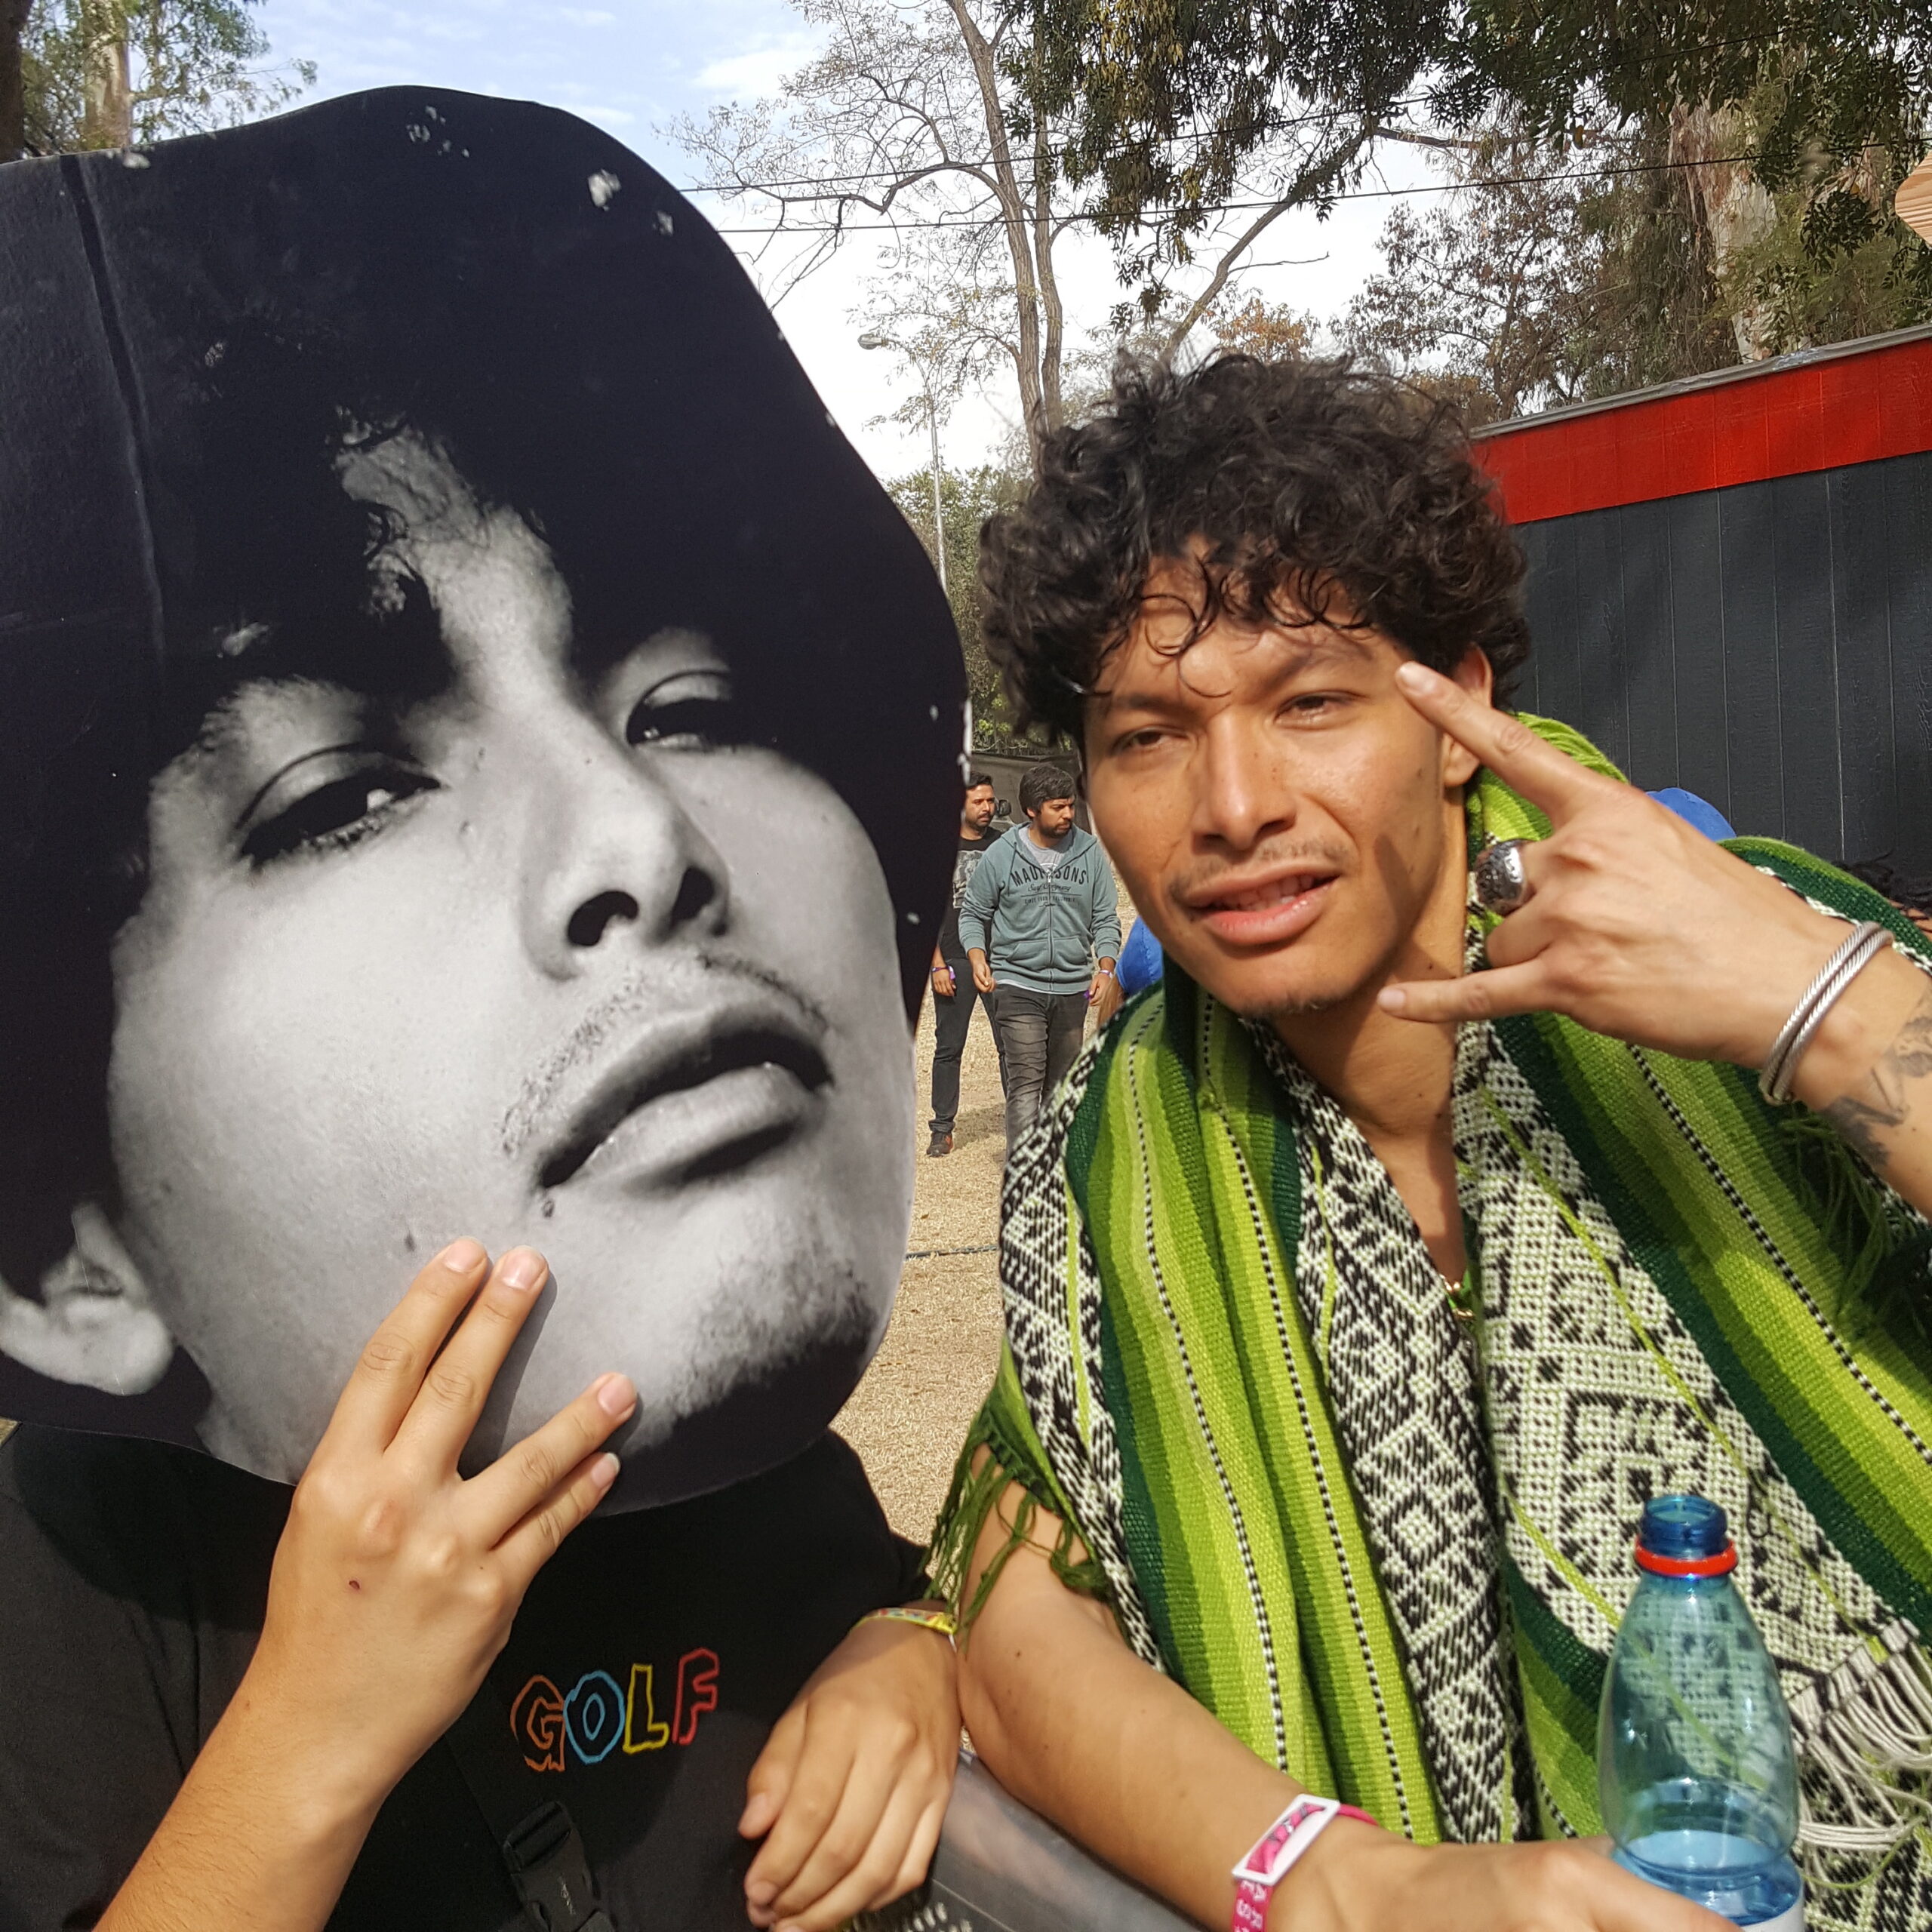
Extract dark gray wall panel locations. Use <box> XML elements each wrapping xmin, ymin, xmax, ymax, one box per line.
<box><xmin>1576</xmin><ymin>511</ymin><xmax>1631</xmax><ymax>774</ymax></box>
<box><xmin>1717</xmin><ymin>484</ymin><xmax>1786</xmax><ymax>840</ymax></box>
<box><xmin>1667</xmin><ymin>492</ymin><xmax>1729</xmax><ymax>810</ymax></box>
<box><xmin>1884</xmin><ymin>458</ymin><xmax>1932</xmax><ymax>875</ymax></box>
<box><xmin>1513</xmin><ymin>448</ymin><xmax>1932</xmax><ymax>869</ymax></box>
<box><xmin>1620</xmin><ymin>497</ymin><xmax>1679</xmax><ymax>792</ymax></box>
<box><xmin>1770</xmin><ymin>471</ymin><xmax>1841</xmax><ymax>858</ymax></box>
<box><xmin>1826</xmin><ymin>465</ymin><xmax>1896</xmax><ymax>866</ymax></box>
<box><xmin>1524</xmin><ymin>516</ymin><xmax>1583</xmax><ymax>728</ymax></box>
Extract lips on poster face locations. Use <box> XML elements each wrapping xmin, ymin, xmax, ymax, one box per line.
<box><xmin>0</xmin><ymin>89</ymin><xmax>961</xmax><ymax>1506</ymax></box>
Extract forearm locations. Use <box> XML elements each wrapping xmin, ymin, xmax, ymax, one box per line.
<box><xmin>100</xmin><ymin>1678</ymin><xmax>380</xmax><ymax>1932</ymax></box>
<box><xmin>958</xmin><ymin>1487</ymin><xmax>1355</xmax><ymax>1927</ymax></box>
<box><xmin>1794</xmin><ymin>948</ymin><xmax>1932</xmax><ymax>1220</ymax></box>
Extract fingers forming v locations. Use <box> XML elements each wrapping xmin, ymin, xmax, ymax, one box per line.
<box><xmin>323</xmin><ymin>1238</ymin><xmax>491</xmax><ymax>1452</ymax></box>
<box><xmin>1394</xmin><ymin>662</ymin><xmax>1602</xmax><ymax>824</ymax></box>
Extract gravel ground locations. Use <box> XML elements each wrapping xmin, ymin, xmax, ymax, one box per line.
<box><xmin>832</xmin><ymin>983</ymin><xmax>1017</xmax><ymax>1544</ymax></box>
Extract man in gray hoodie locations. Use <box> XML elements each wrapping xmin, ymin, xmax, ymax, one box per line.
<box><xmin>960</xmin><ymin>763</ymin><xmax>1121</xmax><ymax>1147</ymax></box>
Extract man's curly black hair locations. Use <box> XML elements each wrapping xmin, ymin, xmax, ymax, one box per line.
<box><xmin>979</xmin><ymin>353</ymin><xmax>1533</xmax><ymax>742</ymax></box>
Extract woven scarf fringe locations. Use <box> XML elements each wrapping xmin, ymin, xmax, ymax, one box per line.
<box><xmin>927</xmin><ymin>1411</ymin><xmax>1111</xmax><ymax>1647</ymax></box>
<box><xmin>1792</xmin><ymin>1625</ymin><xmax>1932</xmax><ymax>1878</ymax></box>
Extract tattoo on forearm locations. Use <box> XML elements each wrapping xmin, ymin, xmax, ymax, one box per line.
<box><xmin>1823</xmin><ymin>988</ymin><xmax>1932</xmax><ymax>1172</ymax></box>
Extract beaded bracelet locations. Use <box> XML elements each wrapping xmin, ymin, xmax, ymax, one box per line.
<box><xmin>853</xmin><ymin>1604</ymin><xmax>958</xmax><ymax>1642</ymax></box>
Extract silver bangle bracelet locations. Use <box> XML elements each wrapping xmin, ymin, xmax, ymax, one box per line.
<box><xmin>1758</xmin><ymin>920</ymin><xmax>1891</xmax><ymax>1105</ymax></box>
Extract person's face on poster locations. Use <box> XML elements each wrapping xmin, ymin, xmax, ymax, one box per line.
<box><xmin>75</xmin><ymin>435</ymin><xmax>913</xmax><ymax>1498</ymax></box>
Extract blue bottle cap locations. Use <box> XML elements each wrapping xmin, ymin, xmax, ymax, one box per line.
<box><xmin>1637</xmin><ymin>1494</ymin><xmax>1730</xmax><ymax>1561</ymax></box>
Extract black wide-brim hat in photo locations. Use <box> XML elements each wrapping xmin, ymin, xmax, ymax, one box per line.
<box><xmin>0</xmin><ymin>88</ymin><xmax>961</xmax><ymax>1451</ymax></box>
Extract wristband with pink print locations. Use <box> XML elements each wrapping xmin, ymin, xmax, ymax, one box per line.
<box><xmin>1231</xmin><ymin>1795</ymin><xmax>1379</xmax><ymax>1931</ymax></box>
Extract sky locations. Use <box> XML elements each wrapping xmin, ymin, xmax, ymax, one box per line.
<box><xmin>255</xmin><ymin>0</ymin><xmax>1441</xmax><ymax>485</ymax></box>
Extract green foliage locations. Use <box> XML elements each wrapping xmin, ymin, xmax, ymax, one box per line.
<box><xmin>1725</xmin><ymin>187</ymin><xmax>1932</xmax><ymax>352</ymax></box>
<box><xmin>1017</xmin><ymin>0</ymin><xmax>1451</xmax><ymax>262</ymax></box>
<box><xmin>1340</xmin><ymin>122</ymin><xmax>1741</xmax><ymax>420</ymax></box>
<box><xmin>1339</xmin><ymin>100</ymin><xmax>1929</xmax><ymax>422</ymax></box>
<box><xmin>1016</xmin><ymin>0</ymin><xmax>1930</xmax><ymax>302</ymax></box>
<box><xmin>23</xmin><ymin>0</ymin><xmax>310</xmax><ymax>153</ymax></box>
<box><xmin>887</xmin><ymin>463</ymin><xmax>1035</xmax><ymax>752</ymax></box>
<box><xmin>1451</xmin><ymin>0</ymin><xmax>1927</xmax><ymax>205</ymax></box>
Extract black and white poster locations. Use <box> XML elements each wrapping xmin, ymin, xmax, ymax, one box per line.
<box><xmin>0</xmin><ymin>88</ymin><xmax>963</xmax><ymax>1508</ymax></box>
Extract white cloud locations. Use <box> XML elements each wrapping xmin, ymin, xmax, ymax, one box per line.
<box><xmin>558</xmin><ymin>8</ymin><xmax>617</xmax><ymax>23</ymax></box>
<box><xmin>694</xmin><ymin>30</ymin><xmax>822</xmax><ymax>99</ymax></box>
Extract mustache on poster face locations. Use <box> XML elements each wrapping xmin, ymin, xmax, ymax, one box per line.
<box><xmin>497</xmin><ymin>952</ymin><xmax>833</xmax><ymax>1169</ymax></box>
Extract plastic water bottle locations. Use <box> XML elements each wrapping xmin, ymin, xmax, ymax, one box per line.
<box><xmin>1598</xmin><ymin>1495</ymin><xmax>1804</xmax><ymax>1929</ymax></box>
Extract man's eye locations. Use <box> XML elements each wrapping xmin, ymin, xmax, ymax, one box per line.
<box><xmin>239</xmin><ymin>758</ymin><xmax>437</xmax><ymax>865</ymax></box>
<box><xmin>626</xmin><ymin>672</ymin><xmax>741</xmax><ymax>749</ymax></box>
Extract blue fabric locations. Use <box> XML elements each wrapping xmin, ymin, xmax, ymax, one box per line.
<box><xmin>1650</xmin><ymin>786</ymin><xmax>1736</xmax><ymax>841</ymax></box>
<box><xmin>1115</xmin><ymin>916</ymin><xmax>1165</xmax><ymax>995</ymax></box>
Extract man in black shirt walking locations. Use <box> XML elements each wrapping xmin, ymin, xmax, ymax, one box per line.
<box><xmin>927</xmin><ymin>774</ymin><xmax>1000</xmax><ymax>1156</ymax></box>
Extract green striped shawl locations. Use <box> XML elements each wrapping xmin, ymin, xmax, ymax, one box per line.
<box><xmin>934</xmin><ymin>721</ymin><xmax>1932</xmax><ymax>1873</ymax></box>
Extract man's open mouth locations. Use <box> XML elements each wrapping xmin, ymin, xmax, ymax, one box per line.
<box><xmin>538</xmin><ymin>1015</ymin><xmax>831</xmax><ymax>1192</ymax></box>
<box><xmin>1202</xmin><ymin>872</ymin><xmax>1335</xmax><ymax>913</ymax></box>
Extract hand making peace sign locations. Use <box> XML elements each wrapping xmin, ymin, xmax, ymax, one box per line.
<box><xmin>1376</xmin><ymin>662</ymin><xmax>1926</xmax><ymax>1106</ymax></box>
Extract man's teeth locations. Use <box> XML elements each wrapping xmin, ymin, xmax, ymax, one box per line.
<box><xmin>1217</xmin><ymin>875</ymin><xmax>1323</xmax><ymax>912</ymax></box>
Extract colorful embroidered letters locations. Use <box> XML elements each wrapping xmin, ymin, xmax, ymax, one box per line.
<box><xmin>514</xmin><ymin>1650</ymin><xmax>719</xmax><ymax>1772</ymax></box>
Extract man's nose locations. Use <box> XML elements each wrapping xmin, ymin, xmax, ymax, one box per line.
<box><xmin>518</xmin><ymin>728</ymin><xmax>730</xmax><ymax>979</ymax></box>
<box><xmin>1195</xmin><ymin>715</ymin><xmax>1295</xmax><ymax>852</ymax></box>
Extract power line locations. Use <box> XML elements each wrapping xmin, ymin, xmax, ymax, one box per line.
<box><xmin>678</xmin><ymin>93</ymin><xmax>1438</xmax><ymax>199</ymax></box>
<box><xmin>675</xmin><ymin>20</ymin><xmax>1885</xmax><ymax>200</ymax></box>
<box><xmin>699</xmin><ymin>147</ymin><xmax>1762</xmax><ymax>238</ymax></box>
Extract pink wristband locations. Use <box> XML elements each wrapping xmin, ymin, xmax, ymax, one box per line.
<box><xmin>1231</xmin><ymin>1796</ymin><xmax>1378</xmax><ymax>1932</ymax></box>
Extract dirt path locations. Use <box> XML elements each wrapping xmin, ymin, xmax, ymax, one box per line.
<box><xmin>833</xmin><ymin>986</ymin><xmax>1011</xmax><ymax>1543</ymax></box>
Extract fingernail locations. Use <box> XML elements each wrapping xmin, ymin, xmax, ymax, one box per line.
<box><xmin>1395</xmin><ymin>660</ymin><xmax>1430</xmax><ymax>688</ymax></box>
<box><xmin>589</xmin><ymin>1451</ymin><xmax>620</xmax><ymax>1490</ymax></box>
<box><xmin>746</xmin><ymin>1881</ymin><xmax>776</xmax><ymax>1908</ymax></box>
<box><xmin>439</xmin><ymin>1237</ymin><xmax>487</xmax><ymax>1274</ymax></box>
<box><xmin>1378</xmin><ymin>987</ymin><xmax>1408</xmax><ymax>1012</ymax></box>
<box><xmin>500</xmin><ymin>1248</ymin><xmax>547</xmax><ymax>1293</ymax></box>
<box><xmin>596</xmin><ymin>1374</ymin><xmax>636</xmax><ymax>1419</ymax></box>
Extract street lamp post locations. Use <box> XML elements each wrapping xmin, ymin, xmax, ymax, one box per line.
<box><xmin>859</xmin><ymin>331</ymin><xmax>946</xmax><ymax>595</ymax></box>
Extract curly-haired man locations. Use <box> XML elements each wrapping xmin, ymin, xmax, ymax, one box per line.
<box><xmin>930</xmin><ymin>355</ymin><xmax>1932</xmax><ymax>1932</ymax></box>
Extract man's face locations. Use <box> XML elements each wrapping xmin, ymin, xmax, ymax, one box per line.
<box><xmin>1029</xmin><ymin>795</ymin><xmax>1077</xmax><ymax>840</ymax></box>
<box><xmin>961</xmin><ymin>783</ymin><xmax>997</xmax><ymax>833</ymax></box>
<box><xmin>1083</xmin><ymin>559</ymin><xmax>1485</xmax><ymax>1021</ymax></box>
<box><xmin>102</xmin><ymin>440</ymin><xmax>915</xmax><ymax>1502</ymax></box>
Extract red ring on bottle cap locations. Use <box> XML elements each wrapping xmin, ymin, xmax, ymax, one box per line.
<box><xmin>1634</xmin><ymin>1537</ymin><xmax>1737</xmax><ymax>1577</ymax></box>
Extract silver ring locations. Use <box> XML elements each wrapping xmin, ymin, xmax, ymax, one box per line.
<box><xmin>1475</xmin><ymin>838</ymin><xmax>1537</xmax><ymax>914</ymax></box>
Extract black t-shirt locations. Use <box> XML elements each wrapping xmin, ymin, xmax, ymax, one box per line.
<box><xmin>0</xmin><ymin>1425</ymin><xmax>921</xmax><ymax>1932</ymax></box>
<box><xmin>937</xmin><ymin>829</ymin><xmax>997</xmax><ymax>962</ymax></box>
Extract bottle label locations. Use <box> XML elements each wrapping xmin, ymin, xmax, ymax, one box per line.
<box><xmin>1741</xmin><ymin>1898</ymin><xmax>1804</xmax><ymax>1932</ymax></box>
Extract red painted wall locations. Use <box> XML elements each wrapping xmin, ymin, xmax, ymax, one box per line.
<box><xmin>1475</xmin><ymin>331</ymin><xmax>1932</xmax><ymax>526</ymax></box>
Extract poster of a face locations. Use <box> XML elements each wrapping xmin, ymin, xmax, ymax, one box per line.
<box><xmin>0</xmin><ymin>88</ymin><xmax>962</xmax><ymax>1508</ymax></box>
